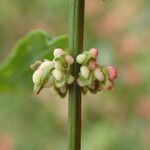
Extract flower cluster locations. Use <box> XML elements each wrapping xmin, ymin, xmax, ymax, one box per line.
<box><xmin>31</xmin><ymin>48</ymin><xmax>74</xmax><ymax>97</ymax></box>
<box><xmin>31</xmin><ymin>48</ymin><xmax>117</xmax><ymax>97</ymax></box>
<box><xmin>76</xmin><ymin>48</ymin><xmax>117</xmax><ymax>94</ymax></box>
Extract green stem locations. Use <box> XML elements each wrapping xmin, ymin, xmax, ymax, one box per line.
<box><xmin>68</xmin><ymin>0</ymin><xmax>85</xmax><ymax>150</ymax></box>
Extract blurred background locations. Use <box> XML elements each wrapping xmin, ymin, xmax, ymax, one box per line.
<box><xmin>0</xmin><ymin>0</ymin><xmax>150</xmax><ymax>149</ymax></box>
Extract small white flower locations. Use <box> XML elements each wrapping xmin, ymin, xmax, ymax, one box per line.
<box><xmin>76</xmin><ymin>54</ymin><xmax>86</xmax><ymax>64</ymax></box>
<box><xmin>80</xmin><ymin>66</ymin><xmax>90</xmax><ymax>79</ymax></box>
<box><xmin>65</xmin><ymin>55</ymin><xmax>74</xmax><ymax>65</ymax></box>
<box><xmin>52</xmin><ymin>69</ymin><xmax>63</xmax><ymax>81</ymax></box>
<box><xmin>32</xmin><ymin>69</ymin><xmax>44</xmax><ymax>84</ymax></box>
<box><xmin>53</xmin><ymin>48</ymin><xmax>64</xmax><ymax>57</ymax></box>
<box><xmin>67</xmin><ymin>75</ymin><xmax>74</xmax><ymax>84</ymax></box>
<box><xmin>94</xmin><ymin>68</ymin><xmax>104</xmax><ymax>81</ymax></box>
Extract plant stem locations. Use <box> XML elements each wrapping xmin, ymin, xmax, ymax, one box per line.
<box><xmin>68</xmin><ymin>0</ymin><xmax>85</xmax><ymax>150</ymax></box>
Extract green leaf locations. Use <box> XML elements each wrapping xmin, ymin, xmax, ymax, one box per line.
<box><xmin>0</xmin><ymin>29</ymin><xmax>68</xmax><ymax>92</ymax></box>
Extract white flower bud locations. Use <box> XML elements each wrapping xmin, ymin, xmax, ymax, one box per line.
<box><xmin>52</xmin><ymin>69</ymin><xmax>63</xmax><ymax>81</ymax></box>
<box><xmin>32</xmin><ymin>69</ymin><xmax>44</xmax><ymax>84</ymax></box>
<box><xmin>65</xmin><ymin>55</ymin><xmax>74</xmax><ymax>65</ymax></box>
<box><xmin>94</xmin><ymin>68</ymin><xmax>104</xmax><ymax>81</ymax></box>
<box><xmin>67</xmin><ymin>75</ymin><xmax>74</xmax><ymax>84</ymax></box>
<box><xmin>80</xmin><ymin>66</ymin><xmax>90</xmax><ymax>79</ymax></box>
<box><xmin>54</xmin><ymin>61</ymin><xmax>63</xmax><ymax>70</ymax></box>
<box><xmin>53</xmin><ymin>48</ymin><xmax>64</xmax><ymax>57</ymax></box>
<box><xmin>76</xmin><ymin>54</ymin><xmax>86</xmax><ymax>64</ymax></box>
<box><xmin>77</xmin><ymin>79</ymin><xmax>84</xmax><ymax>87</ymax></box>
<box><xmin>39</xmin><ymin>60</ymin><xmax>54</xmax><ymax>70</ymax></box>
<box><xmin>60</xmin><ymin>86</ymin><xmax>67</xmax><ymax>94</ymax></box>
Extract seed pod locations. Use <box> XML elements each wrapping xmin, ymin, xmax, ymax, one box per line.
<box><xmin>76</xmin><ymin>54</ymin><xmax>86</xmax><ymax>64</ymax></box>
<box><xmin>107</xmin><ymin>65</ymin><xmax>117</xmax><ymax>81</ymax></box>
<box><xmin>89</xmin><ymin>48</ymin><xmax>99</xmax><ymax>58</ymax></box>
<box><xmin>53</xmin><ymin>48</ymin><xmax>64</xmax><ymax>57</ymax></box>
<box><xmin>65</xmin><ymin>55</ymin><xmax>74</xmax><ymax>65</ymax></box>
<box><xmin>52</xmin><ymin>69</ymin><xmax>63</xmax><ymax>81</ymax></box>
<box><xmin>67</xmin><ymin>75</ymin><xmax>74</xmax><ymax>84</ymax></box>
<box><xmin>80</xmin><ymin>66</ymin><xmax>90</xmax><ymax>79</ymax></box>
<box><xmin>94</xmin><ymin>68</ymin><xmax>104</xmax><ymax>81</ymax></box>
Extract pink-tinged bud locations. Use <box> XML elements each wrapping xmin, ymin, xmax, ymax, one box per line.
<box><xmin>80</xmin><ymin>66</ymin><xmax>90</xmax><ymax>79</ymax></box>
<box><xmin>53</xmin><ymin>48</ymin><xmax>64</xmax><ymax>57</ymax></box>
<box><xmin>89</xmin><ymin>60</ymin><xmax>98</xmax><ymax>70</ymax></box>
<box><xmin>65</xmin><ymin>55</ymin><xmax>74</xmax><ymax>65</ymax></box>
<box><xmin>76</xmin><ymin>54</ymin><xmax>86</xmax><ymax>64</ymax></box>
<box><xmin>52</xmin><ymin>69</ymin><xmax>63</xmax><ymax>81</ymax></box>
<box><xmin>94</xmin><ymin>68</ymin><xmax>104</xmax><ymax>81</ymax></box>
<box><xmin>107</xmin><ymin>65</ymin><xmax>117</xmax><ymax>81</ymax></box>
<box><xmin>67</xmin><ymin>75</ymin><xmax>74</xmax><ymax>84</ymax></box>
<box><xmin>89</xmin><ymin>48</ymin><xmax>99</xmax><ymax>58</ymax></box>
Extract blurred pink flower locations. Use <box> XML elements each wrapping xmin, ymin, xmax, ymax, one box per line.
<box><xmin>0</xmin><ymin>135</ymin><xmax>14</xmax><ymax>150</ymax></box>
<box><xmin>137</xmin><ymin>96</ymin><xmax>150</xmax><ymax>119</ymax></box>
<box><xmin>121</xmin><ymin>64</ymin><xmax>142</xmax><ymax>86</ymax></box>
<box><xmin>117</xmin><ymin>34</ymin><xmax>141</xmax><ymax>57</ymax></box>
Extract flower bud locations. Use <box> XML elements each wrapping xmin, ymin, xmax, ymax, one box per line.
<box><xmin>60</xmin><ymin>86</ymin><xmax>67</xmax><ymax>94</ymax></box>
<box><xmin>65</xmin><ymin>55</ymin><xmax>74</xmax><ymax>65</ymax></box>
<box><xmin>32</xmin><ymin>69</ymin><xmax>44</xmax><ymax>84</ymax></box>
<box><xmin>80</xmin><ymin>66</ymin><xmax>90</xmax><ymax>79</ymax></box>
<box><xmin>39</xmin><ymin>60</ymin><xmax>54</xmax><ymax>70</ymax></box>
<box><xmin>107</xmin><ymin>65</ymin><xmax>117</xmax><ymax>81</ymax></box>
<box><xmin>76</xmin><ymin>54</ymin><xmax>86</xmax><ymax>64</ymax></box>
<box><xmin>89</xmin><ymin>60</ymin><xmax>98</xmax><ymax>70</ymax></box>
<box><xmin>52</xmin><ymin>69</ymin><xmax>63</xmax><ymax>81</ymax></box>
<box><xmin>77</xmin><ymin>79</ymin><xmax>84</xmax><ymax>87</ymax></box>
<box><xmin>54</xmin><ymin>61</ymin><xmax>63</xmax><ymax>70</ymax></box>
<box><xmin>53</xmin><ymin>48</ymin><xmax>64</xmax><ymax>57</ymax></box>
<box><xmin>94</xmin><ymin>68</ymin><xmax>104</xmax><ymax>81</ymax></box>
<box><xmin>89</xmin><ymin>48</ymin><xmax>99</xmax><ymax>58</ymax></box>
<box><xmin>67</xmin><ymin>75</ymin><xmax>74</xmax><ymax>84</ymax></box>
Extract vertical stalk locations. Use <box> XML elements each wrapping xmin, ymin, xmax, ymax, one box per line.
<box><xmin>68</xmin><ymin>0</ymin><xmax>85</xmax><ymax>150</ymax></box>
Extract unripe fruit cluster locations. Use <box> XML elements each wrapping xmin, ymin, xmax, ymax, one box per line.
<box><xmin>31</xmin><ymin>48</ymin><xmax>74</xmax><ymax>97</ymax></box>
<box><xmin>76</xmin><ymin>48</ymin><xmax>117</xmax><ymax>94</ymax></box>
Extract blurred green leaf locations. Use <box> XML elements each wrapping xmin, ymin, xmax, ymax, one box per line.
<box><xmin>0</xmin><ymin>29</ymin><xmax>68</xmax><ymax>93</ymax></box>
